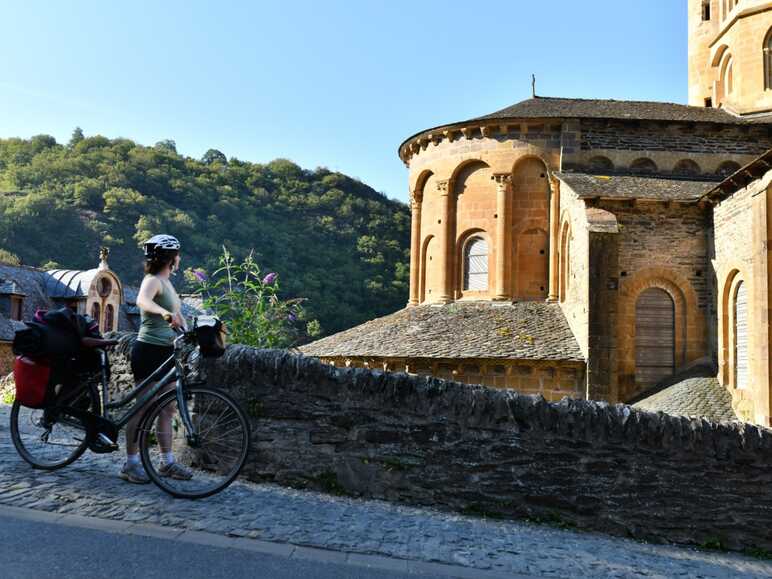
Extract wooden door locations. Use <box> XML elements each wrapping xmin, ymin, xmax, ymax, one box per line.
<box><xmin>635</xmin><ymin>288</ymin><xmax>675</xmax><ymax>388</ymax></box>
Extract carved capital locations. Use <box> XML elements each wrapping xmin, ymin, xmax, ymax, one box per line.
<box><xmin>491</xmin><ymin>173</ymin><xmax>511</xmax><ymax>192</ymax></box>
<box><xmin>436</xmin><ymin>179</ymin><xmax>450</xmax><ymax>194</ymax></box>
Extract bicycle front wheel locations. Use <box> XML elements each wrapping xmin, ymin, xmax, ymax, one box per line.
<box><xmin>138</xmin><ymin>386</ymin><xmax>251</xmax><ymax>499</ymax></box>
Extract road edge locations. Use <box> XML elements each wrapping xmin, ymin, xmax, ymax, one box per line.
<box><xmin>0</xmin><ymin>504</ymin><xmax>540</xmax><ymax>579</ymax></box>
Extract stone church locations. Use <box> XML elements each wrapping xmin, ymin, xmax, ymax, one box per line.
<box><xmin>302</xmin><ymin>1</ymin><xmax>772</xmax><ymax>427</ymax></box>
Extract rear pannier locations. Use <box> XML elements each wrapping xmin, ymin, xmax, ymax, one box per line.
<box><xmin>13</xmin><ymin>356</ymin><xmax>51</xmax><ymax>409</ymax></box>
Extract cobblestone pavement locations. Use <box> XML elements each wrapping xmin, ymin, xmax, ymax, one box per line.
<box><xmin>0</xmin><ymin>405</ymin><xmax>770</xmax><ymax>578</ymax></box>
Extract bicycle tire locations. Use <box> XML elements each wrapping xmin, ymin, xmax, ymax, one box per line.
<box><xmin>138</xmin><ymin>386</ymin><xmax>251</xmax><ymax>499</ymax></box>
<box><xmin>10</xmin><ymin>382</ymin><xmax>100</xmax><ymax>470</ymax></box>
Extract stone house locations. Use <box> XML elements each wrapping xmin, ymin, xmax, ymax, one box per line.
<box><xmin>302</xmin><ymin>0</ymin><xmax>772</xmax><ymax>427</ymax></box>
<box><xmin>0</xmin><ymin>250</ymin><xmax>139</xmax><ymax>375</ymax></box>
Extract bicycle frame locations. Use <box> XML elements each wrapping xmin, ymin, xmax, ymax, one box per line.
<box><xmin>90</xmin><ymin>332</ymin><xmax>198</xmax><ymax>440</ymax></box>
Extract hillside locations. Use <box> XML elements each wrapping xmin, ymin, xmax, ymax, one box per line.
<box><xmin>0</xmin><ymin>132</ymin><xmax>410</xmax><ymax>337</ymax></box>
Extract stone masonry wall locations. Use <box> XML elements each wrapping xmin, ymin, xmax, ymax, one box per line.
<box><xmin>558</xmin><ymin>183</ymin><xmax>590</xmax><ymax>359</ymax></box>
<box><xmin>712</xmin><ymin>171</ymin><xmax>772</xmax><ymax>426</ymax></box>
<box><xmin>111</xmin><ymin>340</ymin><xmax>772</xmax><ymax>552</ymax></box>
<box><xmin>316</xmin><ymin>356</ymin><xmax>585</xmax><ymax>402</ymax></box>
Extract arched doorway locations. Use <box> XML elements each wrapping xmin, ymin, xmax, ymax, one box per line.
<box><xmin>734</xmin><ymin>281</ymin><xmax>748</xmax><ymax>390</ymax></box>
<box><xmin>635</xmin><ymin>288</ymin><xmax>675</xmax><ymax>388</ymax></box>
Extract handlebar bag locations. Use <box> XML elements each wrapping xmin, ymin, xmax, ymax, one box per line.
<box><xmin>195</xmin><ymin>316</ymin><xmax>227</xmax><ymax>358</ymax></box>
<box><xmin>13</xmin><ymin>356</ymin><xmax>51</xmax><ymax>409</ymax></box>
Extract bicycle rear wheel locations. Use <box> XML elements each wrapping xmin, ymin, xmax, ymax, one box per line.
<box><xmin>10</xmin><ymin>383</ymin><xmax>99</xmax><ymax>470</ymax></box>
<box><xmin>138</xmin><ymin>386</ymin><xmax>251</xmax><ymax>499</ymax></box>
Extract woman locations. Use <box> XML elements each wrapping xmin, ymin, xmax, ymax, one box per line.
<box><xmin>121</xmin><ymin>234</ymin><xmax>192</xmax><ymax>483</ymax></box>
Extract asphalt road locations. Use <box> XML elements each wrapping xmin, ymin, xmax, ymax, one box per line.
<box><xmin>0</xmin><ymin>514</ymin><xmax>452</xmax><ymax>579</ymax></box>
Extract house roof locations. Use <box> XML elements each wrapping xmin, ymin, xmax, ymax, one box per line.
<box><xmin>399</xmin><ymin>96</ymin><xmax>772</xmax><ymax>154</ymax></box>
<box><xmin>300</xmin><ymin>302</ymin><xmax>584</xmax><ymax>362</ymax></box>
<box><xmin>474</xmin><ymin>96</ymin><xmax>768</xmax><ymax>125</ymax></box>
<box><xmin>555</xmin><ymin>172</ymin><xmax>720</xmax><ymax>202</ymax></box>
<box><xmin>702</xmin><ymin>148</ymin><xmax>772</xmax><ymax>201</ymax></box>
<box><xmin>0</xmin><ymin>280</ymin><xmax>25</xmax><ymax>296</ymax></box>
<box><xmin>632</xmin><ymin>376</ymin><xmax>737</xmax><ymax>422</ymax></box>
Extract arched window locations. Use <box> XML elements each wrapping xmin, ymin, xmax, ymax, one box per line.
<box><xmin>765</xmin><ymin>28</ymin><xmax>772</xmax><ymax>90</ymax></box>
<box><xmin>463</xmin><ymin>236</ymin><xmax>489</xmax><ymax>291</ymax></box>
<box><xmin>673</xmin><ymin>159</ymin><xmax>701</xmax><ymax>177</ymax></box>
<box><xmin>91</xmin><ymin>302</ymin><xmax>101</xmax><ymax>326</ymax></box>
<box><xmin>105</xmin><ymin>304</ymin><xmax>115</xmax><ymax>333</ymax></box>
<box><xmin>630</xmin><ymin>158</ymin><xmax>658</xmax><ymax>175</ymax></box>
<box><xmin>588</xmin><ymin>156</ymin><xmax>613</xmax><ymax>173</ymax></box>
<box><xmin>722</xmin><ymin>54</ymin><xmax>734</xmax><ymax>95</ymax></box>
<box><xmin>559</xmin><ymin>223</ymin><xmax>571</xmax><ymax>303</ymax></box>
<box><xmin>734</xmin><ymin>281</ymin><xmax>748</xmax><ymax>390</ymax></box>
<box><xmin>716</xmin><ymin>161</ymin><xmax>741</xmax><ymax>177</ymax></box>
<box><xmin>635</xmin><ymin>288</ymin><xmax>675</xmax><ymax>388</ymax></box>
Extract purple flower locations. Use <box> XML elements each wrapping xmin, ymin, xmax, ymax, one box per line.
<box><xmin>288</xmin><ymin>312</ymin><xmax>297</xmax><ymax>322</ymax></box>
<box><xmin>193</xmin><ymin>269</ymin><xmax>207</xmax><ymax>282</ymax></box>
<box><xmin>262</xmin><ymin>272</ymin><xmax>277</xmax><ymax>285</ymax></box>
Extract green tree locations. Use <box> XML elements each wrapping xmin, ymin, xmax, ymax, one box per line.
<box><xmin>69</xmin><ymin>127</ymin><xmax>85</xmax><ymax>147</ymax></box>
<box><xmin>201</xmin><ymin>149</ymin><xmax>227</xmax><ymax>165</ymax></box>
<box><xmin>0</xmin><ymin>133</ymin><xmax>410</xmax><ymax>339</ymax></box>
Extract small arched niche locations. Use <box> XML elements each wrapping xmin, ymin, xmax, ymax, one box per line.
<box><xmin>588</xmin><ymin>156</ymin><xmax>614</xmax><ymax>173</ymax></box>
<box><xmin>672</xmin><ymin>159</ymin><xmax>701</xmax><ymax>177</ymax></box>
<box><xmin>716</xmin><ymin>161</ymin><xmax>741</xmax><ymax>177</ymax></box>
<box><xmin>630</xmin><ymin>158</ymin><xmax>658</xmax><ymax>175</ymax></box>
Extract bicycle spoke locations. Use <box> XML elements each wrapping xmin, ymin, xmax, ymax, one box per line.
<box><xmin>140</xmin><ymin>388</ymin><xmax>250</xmax><ymax>498</ymax></box>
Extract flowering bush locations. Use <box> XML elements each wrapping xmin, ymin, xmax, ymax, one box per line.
<box><xmin>185</xmin><ymin>247</ymin><xmax>321</xmax><ymax>349</ymax></box>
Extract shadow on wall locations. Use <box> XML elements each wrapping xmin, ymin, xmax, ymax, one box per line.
<box><xmin>110</xmin><ymin>336</ymin><xmax>772</xmax><ymax>553</ymax></box>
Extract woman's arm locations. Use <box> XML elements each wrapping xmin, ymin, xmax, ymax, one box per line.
<box><xmin>136</xmin><ymin>276</ymin><xmax>170</xmax><ymax>318</ymax></box>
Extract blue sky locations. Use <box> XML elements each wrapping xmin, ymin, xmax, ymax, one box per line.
<box><xmin>0</xmin><ymin>0</ymin><xmax>685</xmax><ymax>202</ymax></box>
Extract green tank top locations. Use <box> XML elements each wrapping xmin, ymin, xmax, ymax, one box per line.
<box><xmin>137</xmin><ymin>276</ymin><xmax>180</xmax><ymax>346</ymax></box>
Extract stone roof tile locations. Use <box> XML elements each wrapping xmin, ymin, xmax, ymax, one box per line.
<box><xmin>632</xmin><ymin>376</ymin><xmax>737</xmax><ymax>422</ymax></box>
<box><xmin>476</xmin><ymin>96</ymin><xmax>771</xmax><ymax>125</ymax></box>
<box><xmin>300</xmin><ymin>302</ymin><xmax>583</xmax><ymax>362</ymax></box>
<box><xmin>556</xmin><ymin>172</ymin><xmax>718</xmax><ymax>201</ymax></box>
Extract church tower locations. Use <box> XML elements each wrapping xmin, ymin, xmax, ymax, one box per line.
<box><xmin>689</xmin><ymin>0</ymin><xmax>772</xmax><ymax>116</ymax></box>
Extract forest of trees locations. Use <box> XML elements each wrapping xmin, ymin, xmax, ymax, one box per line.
<box><xmin>0</xmin><ymin>130</ymin><xmax>410</xmax><ymax>338</ymax></box>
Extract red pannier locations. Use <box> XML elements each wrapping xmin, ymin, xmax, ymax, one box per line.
<box><xmin>13</xmin><ymin>356</ymin><xmax>51</xmax><ymax>409</ymax></box>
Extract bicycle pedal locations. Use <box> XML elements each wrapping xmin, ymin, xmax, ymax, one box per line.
<box><xmin>89</xmin><ymin>433</ymin><xmax>119</xmax><ymax>454</ymax></box>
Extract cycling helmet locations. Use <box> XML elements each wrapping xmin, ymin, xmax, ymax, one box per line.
<box><xmin>143</xmin><ymin>234</ymin><xmax>181</xmax><ymax>258</ymax></box>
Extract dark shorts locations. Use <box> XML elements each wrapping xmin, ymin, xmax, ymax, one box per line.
<box><xmin>130</xmin><ymin>340</ymin><xmax>174</xmax><ymax>382</ymax></box>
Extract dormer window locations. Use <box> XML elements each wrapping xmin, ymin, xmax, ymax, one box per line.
<box><xmin>0</xmin><ymin>279</ymin><xmax>26</xmax><ymax>321</ymax></box>
<box><xmin>10</xmin><ymin>296</ymin><xmax>22</xmax><ymax>321</ymax></box>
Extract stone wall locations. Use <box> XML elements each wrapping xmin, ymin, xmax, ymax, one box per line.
<box><xmin>0</xmin><ymin>342</ymin><xmax>15</xmax><ymax>377</ymax></box>
<box><xmin>712</xmin><ymin>171</ymin><xmax>772</xmax><ymax>426</ymax></box>
<box><xmin>557</xmin><ymin>183</ymin><xmax>590</xmax><ymax>359</ymax></box>
<box><xmin>111</xmin><ymin>341</ymin><xmax>772</xmax><ymax>552</ymax></box>
<box><xmin>316</xmin><ymin>355</ymin><xmax>585</xmax><ymax>402</ymax></box>
<box><xmin>609</xmin><ymin>200</ymin><xmax>711</xmax><ymax>401</ymax></box>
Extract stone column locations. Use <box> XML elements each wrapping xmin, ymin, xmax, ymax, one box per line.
<box><xmin>547</xmin><ymin>176</ymin><xmax>561</xmax><ymax>302</ymax></box>
<box><xmin>436</xmin><ymin>179</ymin><xmax>453</xmax><ymax>303</ymax></box>
<box><xmin>492</xmin><ymin>174</ymin><xmax>511</xmax><ymax>301</ymax></box>
<box><xmin>408</xmin><ymin>192</ymin><xmax>422</xmax><ymax>306</ymax></box>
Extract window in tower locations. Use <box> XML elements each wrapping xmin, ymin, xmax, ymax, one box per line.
<box><xmin>765</xmin><ymin>28</ymin><xmax>772</xmax><ymax>90</ymax></box>
<box><xmin>702</xmin><ymin>0</ymin><xmax>710</xmax><ymax>20</ymax></box>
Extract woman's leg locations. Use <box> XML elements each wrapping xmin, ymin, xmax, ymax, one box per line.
<box><xmin>124</xmin><ymin>382</ymin><xmax>156</xmax><ymax>455</ymax></box>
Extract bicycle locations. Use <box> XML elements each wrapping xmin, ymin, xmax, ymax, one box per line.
<box><xmin>9</xmin><ymin>317</ymin><xmax>251</xmax><ymax>499</ymax></box>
